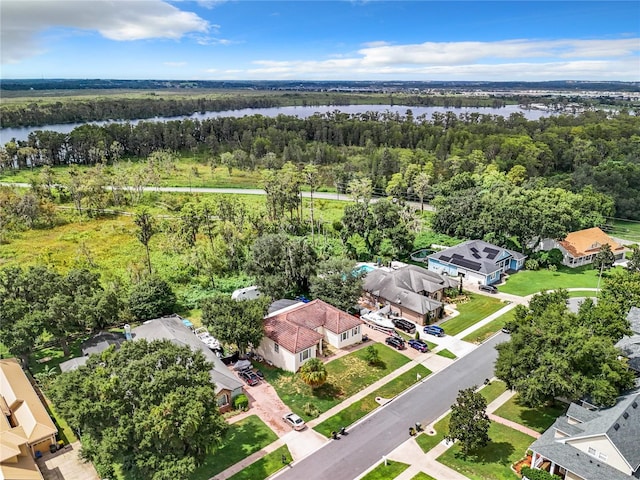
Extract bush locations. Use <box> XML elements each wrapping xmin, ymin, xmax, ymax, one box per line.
<box><xmin>521</xmin><ymin>466</ymin><xmax>561</xmax><ymax>480</ymax></box>
<box><xmin>365</xmin><ymin>345</ymin><xmax>380</xmax><ymax>366</ymax></box>
<box><xmin>303</xmin><ymin>402</ymin><xmax>319</xmax><ymax>418</ymax></box>
<box><xmin>233</xmin><ymin>394</ymin><xmax>249</xmax><ymax>411</ymax></box>
<box><xmin>525</xmin><ymin>259</ymin><xmax>540</xmax><ymax>271</ymax></box>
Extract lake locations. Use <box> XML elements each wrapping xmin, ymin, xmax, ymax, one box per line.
<box><xmin>0</xmin><ymin>104</ymin><xmax>552</xmax><ymax>144</ymax></box>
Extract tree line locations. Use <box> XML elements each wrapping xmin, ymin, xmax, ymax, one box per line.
<box><xmin>3</xmin><ymin>109</ymin><xmax>639</xmax><ymax>218</ymax></box>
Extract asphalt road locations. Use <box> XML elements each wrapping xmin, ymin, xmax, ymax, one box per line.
<box><xmin>274</xmin><ymin>333</ymin><xmax>508</xmax><ymax>480</ymax></box>
<box><xmin>0</xmin><ymin>182</ymin><xmax>435</xmax><ymax>211</ymax></box>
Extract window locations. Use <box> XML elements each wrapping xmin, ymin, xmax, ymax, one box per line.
<box><xmin>352</xmin><ymin>326</ymin><xmax>360</xmax><ymax>336</ymax></box>
<box><xmin>274</xmin><ymin>343</ymin><xmax>279</xmax><ymax>353</ymax></box>
<box><xmin>299</xmin><ymin>349</ymin><xmax>311</xmax><ymax>362</ymax></box>
<box><xmin>587</xmin><ymin>447</ymin><xmax>608</xmax><ymax>462</ymax></box>
<box><xmin>598</xmin><ymin>452</ymin><xmax>608</xmax><ymax>461</ymax></box>
<box><xmin>216</xmin><ymin>394</ymin><xmax>229</xmax><ymax>407</ymax></box>
<box><xmin>341</xmin><ymin>331</ymin><xmax>349</xmax><ymax>341</ymax></box>
<box><xmin>588</xmin><ymin>447</ymin><xmax>596</xmax><ymax>456</ymax></box>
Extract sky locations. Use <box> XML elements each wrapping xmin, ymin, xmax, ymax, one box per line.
<box><xmin>1</xmin><ymin>0</ymin><xmax>639</xmax><ymax>81</ymax></box>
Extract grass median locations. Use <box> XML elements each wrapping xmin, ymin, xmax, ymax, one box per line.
<box><xmin>441</xmin><ymin>294</ymin><xmax>505</xmax><ymax>336</ymax></box>
<box><xmin>226</xmin><ymin>445</ymin><xmax>292</xmax><ymax>480</ymax></box>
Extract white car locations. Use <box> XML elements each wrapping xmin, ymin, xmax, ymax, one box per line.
<box><xmin>283</xmin><ymin>412</ymin><xmax>305</xmax><ymax>431</ymax></box>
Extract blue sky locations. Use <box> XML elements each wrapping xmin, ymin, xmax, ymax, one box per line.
<box><xmin>2</xmin><ymin>1</ymin><xmax>639</xmax><ymax>81</ymax></box>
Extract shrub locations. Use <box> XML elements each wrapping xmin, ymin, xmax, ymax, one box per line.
<box><xmin>525</xmin><ymin>259</ymin><xmax>540</xmax><ymax>271</ymax></box>
<box><xmin>547</xmin><ymin>264</ymin><xmax>557</xmax><ymax>272</ymax></box>
<box><xmin>303</xmin><ymin>402</ymin><xmax>319</xmax><ymax>418</ymax></box>
<box><xmin>233</xmin><ymin>394</ymin><xmax>249</xmax><ymax>411</ymax></box>
<box><xmin>364</xmin><ymin>345</ymin><xmax>380</xmax><ymax>366</ymax></box>
<box><xmin>521</xmin><ymin>466</ymin><xmax>561</xmax><ymax>480</ymax></box>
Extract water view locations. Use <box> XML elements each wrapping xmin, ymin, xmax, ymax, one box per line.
<box><xmin>0</xmin><ymin>103</ymin><xmax>552</xmax><ymax>144</ymax></box>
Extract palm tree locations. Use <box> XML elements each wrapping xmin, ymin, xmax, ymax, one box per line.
<box><xmin>298</xmin><ymin>358</ymin><xmax>328</xmax><ymax>389</ymax></box>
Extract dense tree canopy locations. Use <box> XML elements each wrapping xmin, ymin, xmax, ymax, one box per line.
<box><xmin>127</xmin><ymin>275</ymin><xmax>177</xmax><ymax>321</ymax></box>
<box><xmin>445</xmin><ymin>387</ymin><xmax>491</xmax><ymax>457</ymax></box>
<box><xmin>309</xmin><ymin>258</ymin><xmax>365</xmax><ymax>311</ymax></box>
<box><xmin>496</xmin><ymin>290</ymin><xmax>635</xmax><ymax>407</ymax></box>
<box><xmin>49</xmin><ymin>339</ymin><xmax>227</xmax><ymax>480</ymax></box>
<box><xmin>201</xmin><ymin>294</ymin><xmax>270</xmax><ymax>354</ymax></box>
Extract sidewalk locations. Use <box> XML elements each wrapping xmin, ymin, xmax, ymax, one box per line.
<box><xmin>453</xmin><ymin>302</ymin><xmax>518</xmax><ymax>340</ymax></box>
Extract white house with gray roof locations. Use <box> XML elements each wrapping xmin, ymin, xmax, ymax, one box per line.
<box><xmin>427</xmin><ymin>240</ymin><xmax>526</xmax><ymax>286</ymax></box>
<box><xmin>529</xmin><ymin>388</ymin><xmax>640</xmax><ymax>480</ymax></box>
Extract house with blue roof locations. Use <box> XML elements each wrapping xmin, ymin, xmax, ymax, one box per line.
<box><xmin>427</xmin><ymin>240</ymin><xmax>526</xmax><ymax>286</ymax></box>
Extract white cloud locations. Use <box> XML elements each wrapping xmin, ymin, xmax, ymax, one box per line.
<box><xmin>240</xmin><ymin>38</ymin><xmax>640</xmax><ymax>80</ymax></box>
<box><xmin>1</xmin><ymin>0</ymin><xmax>209</xmax><ymax>63</ymax></box>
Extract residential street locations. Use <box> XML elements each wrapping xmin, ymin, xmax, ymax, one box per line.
<box><xmin>273</xmin><ymin>333</ymin><xmax>507</xmax><ymax>480</ymax></box>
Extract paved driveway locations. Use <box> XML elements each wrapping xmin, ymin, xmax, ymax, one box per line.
<box><xmin>36</xmin><ymin>443</ymin><xmax>99</xmax><ymax>480</ymax></box>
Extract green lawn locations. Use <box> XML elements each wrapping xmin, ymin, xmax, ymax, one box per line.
<box><xmin>462</xmin><ymin>310</ymin><xmax>515</xmax><ymax>344</ymax></box>
<box><xmin>261</xmin><ymin>344</ymin><xmax>411</xmax><ymax>420</ymax></box>
<box><xmin>416</xmin><ymin>414</ymin><xmax>450</xmax><ymax>453</ymax></box>
<box><xmin>493</xmin><ymin>396</ymin><xmax>567</xmax><ymax>433</ymax></box>
<box><xmin>411</xmin><ymin>473</ymin><xmax>437</xmax><ymax>480</ymax></box>
<box><xmin>436</xmin><ymin>349</ymin><xmax>457</xmax><ymax>359</ymax></box>
<box><xmin>361</xmin><ymin>460</ymin><xmax>410</xmax><ymax>480</ymax></box>
<box><xmin>479</xmin><ymin>380</ymin><xmax>508</xmax><ymax>404</ymax></box>
<box><xmin>441</xmin><ymin>294</ymin><xmax>505</xmax><ymax>336</ymax></box>
<box><xmin>437</xmin><ymin>422</ymin><xmax>535</xmax><ymax>480</ymax></box>
<box><xmin>314</xmin><ymin>365</ymin><xmax>431</xmax><ymax>437</ymax></box>
<box><xmin>607</xmin><ymin>219</ymin><xmax>640</xmax><ymax>243</ymax></box>
<box><xmin>567</xmin><ymin>290</ymin><xmax>598</xmax><ymax>298</ymax></box>
<box><xmin>226</xmin><ymin>445</ymin><xmax>292</xmax><ymax>480</ymax></box>
<box><xmin>499</xmin><ymin>265</ymin><xmax>609</xmax><ymax>296</ymax></box>
<box><xmin>190</xmin><ymin>415</ymin><xmax>278</xmax><ymax>480</ymax></box>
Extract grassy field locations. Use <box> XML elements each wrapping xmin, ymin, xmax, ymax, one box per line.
<box><xmin>261</xmin><ymin>344</ymin><xmax>411</xmax><ymax>421</ymax></box>
<box><xmin>360</xmin><ymin>461</ymin><xmax>410</xmax><ymax>480</ymax></box>
<box><xmin>607</xmin><ymin>219</ymin><xmax>640</xmax><ymax>243</ymax></box>
<box><xmin>462</xmin><ymin>309</ymin><xmax>515</xmax><ymax>344</ymax></box>
<box><xmin>314</xmin><ymin>365</ymin><xmax>431</xmax><ymax>437</ymax></box>
<box><xmin>441</xmin><ymin>294</ymin><xmax>505</xmax><ymax>336</ymax></box>
<box><xmin>437</xmin><ymin>422</ymin><xmax>535</xmax><ymax>480</ymax></box>
<box><xmin>499</xmin><ymin>265</ymin><xmax>609</xmax><ymax>296</ymax></box>
<box><xmin>190</xmin><ymin>415</ymin><xmax>278</xmax><ymax>480</ymax></box>
<box><xmin>493</xmin><ymin>396</ymin><xmax>567</xmax><ymax>434</ymax></box>
<box><xmin>567</xmin><ymin>290</ymin><xmax>598</xmax><ymax>298</ymax></box>
<box><xmin>226</xmin><ymin>445</ymin><xmax>292</xmax><ymax>480</ymax></box>
<box><xmin>410</xmin><ymin>473</ymin><xmax>437</xmax><ymax>480</ymax></box>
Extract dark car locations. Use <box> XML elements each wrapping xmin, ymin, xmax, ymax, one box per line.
<box><xmin>423</xmin><ymin>325</ymin><xmax>445</xmax><ymax>337</ymax></box>
<box><xmin>385</xmin><ymin>335</ymin><xmax>406</xmax><ymax>350</ymax></box>
<box><xmin>392</xmin><ymin>318</ymin><xmax>416</xmax><ymax>334</ymax></box>
<box><xmin>239</xmin><ymin>370</ymin><xmax>260</xmax><ymax>386</ymax></box>
<box><xmin>479</xmin><ymin>284</ymin><xmax>498</xmax><ymax>294</ymax></box>
<box><xmin>408</xmin><ymin>339</ymin><xmax>429</xmax><ymax>352</ymax></box>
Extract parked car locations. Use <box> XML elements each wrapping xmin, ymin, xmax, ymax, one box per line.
<box><xmin>239</xmin><ymin>370</ymin><xmax>260</xmax><ymax>386</ymax></box>
<box><xmin>423</xmin><ymin>325</ymin><xmax>445</xmax><ymax>337</ymax></box>
<box><xmin>392</xmin><ymin>318</ymin><xmax>416</xmax><ymax>334</ymax></box>
<box><xmin>479</xmin><ymin>284</ymin><xmax>498</xmax><ymax>293</ymax></box>
<box><xmin>283</xmin><ymin>412</ymin><xmax>306</xmax><ymax>431</ymax></box>
<box><xmin>385</xmin><ymin>335</ymin><xmax>406</xmax><ymax>350</ymax></box>
<box><xmin>408</xmin><ymin>339</ymin><xmax>429</xmax><ymax>352</ymax></box>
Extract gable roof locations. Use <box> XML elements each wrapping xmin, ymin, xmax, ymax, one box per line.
<box><xmin>428</xmin><ymin>240</ymin><xmax>526</xmax><ymax>275</ymax></box>
<box><xmin>0</xmin><ymin>358</ymin><xmax>57</xmax><ymax>446</ymax></box>
<box><xmin>80</xmin><ymin>331</ymin><xmax>126</xmax><ymax>357</ymax></box>
<box><xmin>265</xmin><ymin>299</ymin><xmax>363</xmax><ymax>353</ymax></box>
<box><xmin>531</xmin><ymin>388</ymin><xmax>640</xmax><ymax>476</ymax></box>
<box><xmin>559</xmin><ymin>227</ymin><xmax>625</xmax><ymax>258</ymax></box>
<box><xmin>132</xmin><ymin>316</ymin><xmax>243</xmax><ymax>394</ymax></box>
<box><xmin>615</xmin><ymin>307</ymin><xmax>640</xmax><ymax>373</ymax></box>
<box><xmin>363</xmin><ymin>265</ymin><xmax>454</xmax><ymax>315</ymax></box>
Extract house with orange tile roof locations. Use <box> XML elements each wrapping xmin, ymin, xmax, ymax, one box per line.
<box><xmin>538</xmin><ymin>227</ymin><xmax>626</xmax><ymax>268</ymax></box>
<box><xmin>1</xmin><ymin>358</ymin><xmax>58</xmax><ymax>480</ymax></box>
<box><xmin>256</xmin><ymin>299</ymin><xmax>364</xmax><ymax>372</ymax></box>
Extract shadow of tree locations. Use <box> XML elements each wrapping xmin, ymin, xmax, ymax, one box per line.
<box><xmin>312</xmin><ymin>382</ymin><xmax>343</xmax><ymax>400</ymax></box>
<box><xmin>458</xmin><ymin>441</ymin><xmax>515</xmax><ymax>465</ymax></box>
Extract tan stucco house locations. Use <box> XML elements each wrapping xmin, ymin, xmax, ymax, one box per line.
<box><xmin>256</xmin><ymin>299</ymin><xmax>364</xmax><ymax>372</ymax></box>
<box><xmin>1</xmin><ymin>358</ymin><xmax>58</xmax><ymax>479</ymax></box>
